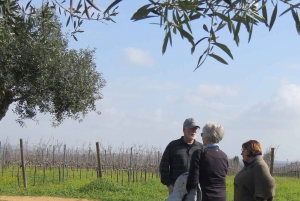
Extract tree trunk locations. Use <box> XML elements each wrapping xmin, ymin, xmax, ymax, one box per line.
<box><xmin>0</xmin><ymin>88</ymin><xmax>14</xmax><ymax>121</ymax></box>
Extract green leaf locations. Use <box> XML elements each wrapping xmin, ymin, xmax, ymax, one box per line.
<box><xmin>250</xmin><ymin>11</ymin><xmax>266</xmax><ymax>23</ymax></box>
<box><xmin>183</xmin><ymin>11</ymin><xmax>192</xmax><ymax>33</ymax></box>
<box><xmin>86</xmin><ymin>0</ymin><xmax>101</xmax><ymax>11</ymax></box>
<box><xmin>216</xmin><ymin>13</ymin><xmax>230</xmax><ymax>22</ymax></box>
<box><xmin>227</xmin><ymin>14</ymin><xmax>232</xmax><ymax>33</ymax></box>
<box><xmin>280</xmin><ymin>2</ymin><xmax>300</xmax><ymax>17</ymax></box>
<box><xmin>169</xmin><ymin>30</ymin><xmax>173</xmax><ymax>46</ymax></box>
<box><xmin>172</xmin><ymin>10</ymin><xmax>177</xmax><ymax>24</ymax></box>
<box><xmin>234</xmin><ymin>21</ymin><xmax>241</xmax><ymax>46</ymax></box>
<box><xmin>212</xmin><ymin>42</ymin><xmax>233</xmax><ymax>59</ymax></box>
<box><xmin>291</xmin><ymin>9</ymin><xmax>300</xmax><ymax>34</ymax></box>
<box><xmin>175</xmin><ymin>10</ymin><xmax>181</xmax><ymax>24</ymax></box>
<box><xmin>131</xmin><ymin>4</ymin><xmax>152</xmax><ymax>21</ymax></box>
<box><xmin>196</xmin><ymin>49</ymin><xmax>209</xmax><ymax>70</ymax></box>
<box><xmin>203</xmin><ymin>24</ymin><xmax>209</xmax><ymax>32</ymax></box>
<box><xmin>177</xmin><ymin>26</ymin><xmax>194</xmax><ymax>45</ymax></box>
<box><xmin>76</xmin><ymin>0</ymin><xmax>82</xmax><ymax>11</ymax></box>
<box><xmin>191</xmin><ymin>45</ymin><xmax>195</xmax><ymax>54</ymax></box>
<box><xmin>262</xmin><ymin>0</ymin><xmax>268</xmax><ymax>26</ymax></box>
<box><xmin>66</xmin><ymin>16</ymin><xmax>70</xmax><ymax>26</ymax></box>
<box><xmin>195</xmin><ymin>37</ymin><xmax>209</xmax><ymax>46</ymax></box>
<box><xmin>208</xmin><ymin>54</ymin><xmax>228</xmax><ymax>65</ymax></box>
<box><xmin>25</xmin><ymin>0</ymin><xmax>32</xmax><ymax>11</ymax></box>
<box><xmin>172</xmin><ymin>26</ymin><xmax>177</xmax><ymax>34</ymax></box>
<box><xmin>223</xmin><ymin>0</ymin><xmax>231</xmax><ymax>6</ymax></box>
<box><xmin>104</xmin><ymin>0</ymin><xmax>122</xmax><ymax>15</ymax></box>
<box><xmin>164</xmin><ymin>4</ymin><xmax>168</xmax><ymax>23</ymax></box>
<box><xmin>291</xmin><ymin>8</ymin><xmax>300</xmax><ymax>23</ymax></box>
<box><xmin>269</xmin><ymin>4</ymin><xmax>277</xmax><ymax>31</ymax></box>
<box><xmin>73</xmin><ymin>35</ymin><xmax>78</xmax><ymax>41</ymax></box>
<box><xmin>215</xmin><ymin>22</ymin><xmax>227</xmax><ymax>32</ymax></box>
<box><xmin>189</xmin><ymin>13</ymin><xmax>201</xmax><ymax>21</ymax></box>
<box><xmin>248</xmin><ymin>23</ymin><xmax>253</xmax><ymax>43</ymax></box>
<box><xmin>84</xmin><ymin>1</ymin><xmax>90</xmax><ymax>20</ymax></box>
<box><xmin>245</xmin><ymin>15</ymin><xmax>250</xmax><ymax>32</ymax></box>
<box><xmin>162</xmin><ymin>31</ymin><xmax>170</xmax><ymax>55</ymax></box>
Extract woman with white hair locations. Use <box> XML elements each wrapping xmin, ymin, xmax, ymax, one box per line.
<box><xmin>186</xmin><ymin>122</ymin><xmax>228</xmax><ymax>201</ymax></box>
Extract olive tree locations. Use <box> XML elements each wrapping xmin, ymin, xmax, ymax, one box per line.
<box><xmin>0</xmin><ymin>4</ymin><xmax>105</xmax><ymax>126</ymax></box>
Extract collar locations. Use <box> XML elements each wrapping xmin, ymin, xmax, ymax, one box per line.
<box><xmin>204</xmin><ymin>143</ymin><xmax>219</xmax><ymax>149</ymax></box>
<box><xmin>243</xmin><ymin>155</ymin><xmax>261</xmax><ymax>169</ymax></box>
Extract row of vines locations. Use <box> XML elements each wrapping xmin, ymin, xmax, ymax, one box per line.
<box><xmin>0</xmin><ymin>138</ymin><xmax>258</xmax><ymax>187</ymax></box>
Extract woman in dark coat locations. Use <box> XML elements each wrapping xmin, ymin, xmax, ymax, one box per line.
<box><xmin>186</xmin><ymin>122</ymin><xmax>228</xmax><ymax>201</ymax></box>
<box><xmin>234</xmin><ymin>140</ymin><xmax>276</xmax><ymax>201</ymax></box>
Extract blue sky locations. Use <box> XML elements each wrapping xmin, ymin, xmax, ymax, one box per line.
<box><xmin>1</xmin><ymin>0</ymin><xmax>300</xmax><ymax>162</ymax></box>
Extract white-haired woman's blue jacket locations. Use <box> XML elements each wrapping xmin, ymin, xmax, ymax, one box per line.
<box><xmin>166</xmin><ymin>172</ymin><xmax>202</xmax><ymax>201</ymax></box>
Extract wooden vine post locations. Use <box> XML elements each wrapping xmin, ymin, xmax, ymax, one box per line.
<box><xmin>96</xmin><ymin>142</ymin><xmax>102</xmax><ymax>178</ymax></box>
<box><xmin>62</xmin><ymin>144</ymin><xmax>66</xmax><ymax>182</ymax></box>
<box><xmin>20</xmin><ymin>138</ymin><xmax>27</xmax><ymax>188</ymax></box>
<box><xmin>270</xmin><ymin>148</ymin><xmax>275</xmax><ymax>176</ymax></box>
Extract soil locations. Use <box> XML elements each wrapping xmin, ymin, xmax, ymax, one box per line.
<box><xmin>0</xmin><ymin>196</ymin><xmax>92</xmax><ymax>201</ymax></box>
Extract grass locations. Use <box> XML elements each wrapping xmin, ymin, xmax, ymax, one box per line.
<box><xmin>0</xmin><ymin>166</ymin><xmax>300</xmax><ymax>200</ymax></box>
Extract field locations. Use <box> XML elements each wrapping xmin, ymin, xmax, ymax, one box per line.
<box><xmin>0</xmin><ymin>166</ymin><xmax>300</xmax><ymax>201</ymax></box>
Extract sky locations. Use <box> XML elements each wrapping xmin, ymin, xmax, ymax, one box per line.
<box><xmin>1</xmin><ymin>0</ymin><xmax>300</xmax><ymax>162</ymax></box>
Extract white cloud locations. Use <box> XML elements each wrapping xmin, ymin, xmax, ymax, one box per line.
<box><xmin>270</xmin><ymin>84</ymin><xmax>300</xmax><ymax>114</ymax></box>
<box><xmin>154</xmin><ymin>109</ymin><xmax>163</xmax><ymax>122</ymax></box>
<box><xmin>167</xmin><ymin>84</ymin><xmax>240</xmax><ymax>106</ymax></box>
<box><xmin>193</xmin><ymin>84</ymin><xmax>240</xmax><ymax>99</ymax></box>
<box><xmin>225</xmin><ymin>83</ymin><xmax>300</xmax><ymax>161</ymax></box>
<box><xmin>241</xmin><ymin>84</ymin><xmax>300</xmax><ymax>122</ymax></box>
<box><xmin>123</xmin><ymin>47</ymin><xmax>154</xmax><ymax>65</ymax></box>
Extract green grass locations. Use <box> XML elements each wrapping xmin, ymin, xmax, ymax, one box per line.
<box><xmin>0</xmin><ymin>166</ymin><xmax>300</xmax><ymax>201</ymax></box>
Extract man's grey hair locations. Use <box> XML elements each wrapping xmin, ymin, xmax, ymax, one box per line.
<box><xmin>202</xmin><ymin>122</ymin><xmax>224</xmax><ymax>143</ymax></box>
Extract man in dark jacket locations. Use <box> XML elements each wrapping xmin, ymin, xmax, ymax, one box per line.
<box><xmin>159</xmin><ymin>118</ymin><xmax>203</xmax><ymax>195</ymax></box>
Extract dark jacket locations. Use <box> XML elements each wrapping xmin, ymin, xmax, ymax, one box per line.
<box><xmin>234</xmin><ymin>156</ymin><xmax>276</xmax><ymax>201</ymax></box>
<box><xmin>187</xmin><ymin>147</ymin><xmax>228</xmax><ymax>201</ymax></box>
<box><xmin>159</xmin><ymin>137</ymin><xmax>203</xmax><ymax>186</ymax></box>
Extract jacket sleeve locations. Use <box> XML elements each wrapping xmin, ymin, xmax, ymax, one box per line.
<box><xmin>186</xmin><ymin>149</ymin><xmax>201</xmax><ymax>191</ymax></box>
<box><xmin>159</xmin><ymin>144</ymin><xmax>172</xmax><ymax>186</ymax></box>
<box><xmin>254</xmin><ymin>160</ymin><xmax>276</xmax><ymax>200</ymax></box>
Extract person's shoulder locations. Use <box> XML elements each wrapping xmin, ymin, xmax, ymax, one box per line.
<box><xmin>167</xmin><ymin>138</ymin><xmax>183</xmax><ymax>146</ymax></box>
<box><xmin>251</xmin><ymin>156</ymin><xmax>268</xmax><ymax>170</ymax></box>
<box><xmin>193</xmin><ymin>140</ymin><xmax>203</xmax><ymax>148</ymax></box>
<box><xmin>255</xmin><ymin>156</ymin><xmax>268</xmax><ymax>167</ymax></box>
<box><xmin>218</xmin><ymin>148</ymin><xmax>228</xmax><ymax>157</ymax></box>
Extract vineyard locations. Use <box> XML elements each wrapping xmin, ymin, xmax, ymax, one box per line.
<box><xmin>0</xmin><ymin>138</ymin><xmax>298</xmax><ymax>188</ymax></box>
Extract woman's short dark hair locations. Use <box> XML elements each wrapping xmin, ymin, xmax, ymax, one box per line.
<box><xmin>242</xmin><ymin>140</ymin><xmax>262</xmax><ymax>157</ymax></box>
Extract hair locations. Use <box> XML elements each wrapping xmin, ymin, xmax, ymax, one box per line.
<box><xmin>202</xmin><ymin>122</ymin><xmax>224</xmax><ymax>143</ymax></box>
<box><xmin>242</xmin><ymin>140</ymin><xmax>262</xmax><ymax>157</ymax></box>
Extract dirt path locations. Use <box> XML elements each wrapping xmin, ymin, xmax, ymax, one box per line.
<box><xmin>0</xmin><ymin>196</ymin><xmax>93</xmax><ymax>201</ymax></box>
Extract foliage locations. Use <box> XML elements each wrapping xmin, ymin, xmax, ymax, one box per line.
<box><xmin>0</xmin><ymin>0</ymin><xmax>119</xmax><ymax>40</ymax></box>
<box><xmin>2</xmin><ymin>0</ymin><xmax>300</xmax><ymax>69</ymax></box>
<box><xmin>128</xmin><ymin>0</ymin><xmax>300</xmax><ymax>69</ymax></box>
<box><xmin>0</xmin><ymin>4</ymin><xmax>106</xmax><ymax>126</ymax></box>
